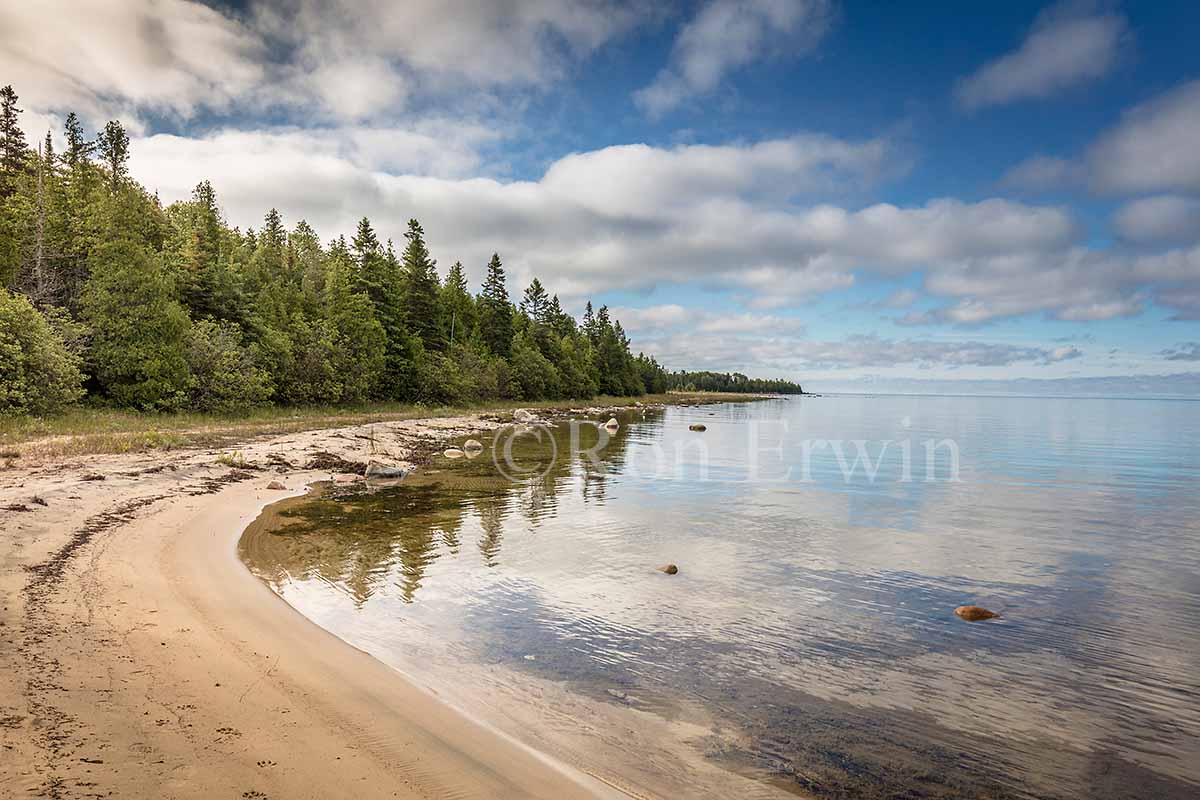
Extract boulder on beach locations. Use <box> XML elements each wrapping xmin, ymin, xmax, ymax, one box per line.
<box><xmin>689</xmin><ymin>424</ymin><xmax>707</xmax><ymax>432</ymax></box>
<box><xmin>266</xmin><ymin>480</ymin><xmax>286</xmax><ymax>490</ymax></box>
<box><xmin>657</xmin><ymin>563</ymin><xmax>679</xmax><ymax>575</ymax></box>
<box><xmin>365</xmin><ymin>461</ymin><xmax>409</xmax><ymax>480</ymax></box>
<box><xmin>954</xmin><ymin>605</ymin><xmax>1000</xmax><ymax>622</ymax></box>
<box><xmin>514</xmin><ymin>408</ymin><xmax>535</xmax><ymax>423</ymax></box>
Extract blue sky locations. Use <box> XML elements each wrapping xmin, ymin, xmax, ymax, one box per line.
<box><xmin>4</xmin><ymin>0</ymin><xmax>1200</xmax><ymax>390</ymax></box>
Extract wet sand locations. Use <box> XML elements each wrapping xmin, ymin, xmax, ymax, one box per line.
<box><xmin>0</xmin><ymin>405</ymin><xmax>695</xmax><ymax>799</ymax></box>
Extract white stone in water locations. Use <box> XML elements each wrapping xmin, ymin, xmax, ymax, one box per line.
<box><xmin>444</xmin><ymin>448</ymin><xmax>465</xmax><ymax>459</ymax></box>
<box><xmin>604</xmin><ymin>417</ymin><xmax>619</xmax><ymax>430</ymax></box>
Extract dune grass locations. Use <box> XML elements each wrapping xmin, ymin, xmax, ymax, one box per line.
<box><xmin>0</xmin><ymin>392</ymin><xmax>763</xmax><ymax>462</ymax></box>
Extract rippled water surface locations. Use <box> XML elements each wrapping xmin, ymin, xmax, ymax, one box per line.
<box><xmin>242</xmin><ymin>396</ymin><xmax>1200</xmax><ymax>799</ymax></box>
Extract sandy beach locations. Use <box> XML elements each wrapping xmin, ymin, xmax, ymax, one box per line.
<box><xmin>0</xmin><ymin>406</ymin><xmax>675</xmax><ymax>800</ymax></box>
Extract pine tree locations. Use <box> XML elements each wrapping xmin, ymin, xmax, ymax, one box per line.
<box><xmin>400</xmin><ymin>218</ymin><xmax>442</xmax><ymax>350</ymax></box>
<box><xmin>96</xmin><ymin>120</ymin><xmax>130</xmax><ymax>195</ymax></box>
<box><xmin>477</xmin><ymin>253</ymin><xmax>513</xmax><ymax>358</ymax></box>
<box><xmin>0</xmin><ymin>85</ymin><xmax>28</xmax><ymax>199</ymax></box>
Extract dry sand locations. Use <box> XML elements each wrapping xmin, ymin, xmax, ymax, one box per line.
<box><xmin>0</xmin><ymin>407</ymin><xmax>669</xmax><ymax>800</ymax></box>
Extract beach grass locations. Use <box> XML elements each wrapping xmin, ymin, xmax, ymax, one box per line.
<box><xmin>0</xmin><ymin>392</ymin><xmax>765</xmax><ymax>461</ymax></box>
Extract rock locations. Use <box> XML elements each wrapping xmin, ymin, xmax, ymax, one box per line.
<box><xmin>463</xmin><ymin>439</ymin><xmax>484</xmax><ymax>459</ymax></box>
<box><xmin>365</xmin><ymin>461</ymin><xmax>409</xmax><ymax>479</ymax></box>
<box><xmin>514</xmin><ymin>408</ymin><xmax>535</xmax><ymax>423</ymax></box>
<box><xmin>444</xmin><ymin>448</ymin><xmax>465</xmax><ymax>459</ymax></box>
<box><xmin>689</xmin><ymin>424</ymin><xmax>707</xmax><ymax>432</ymax></box>
<box><xmin>604</xmin><ymin>417</ymin><xmax>619</xmax><ymax>430</ymax></box>
<box><xmin>657</xmin><ymin>563</ymin><xmax>679</xmax><ymax>575</ymax></box>
<box><xmin>954</xmin><ymin>605</ymin><xmax>1000</xmax><ymax>622</ymax></box>
<box><xmin>266</xmin><ymin>481</ymin><xmax>286</xmax><ymax>490</ymax></box>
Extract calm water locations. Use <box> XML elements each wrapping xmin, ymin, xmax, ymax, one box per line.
<box><xmin>242</xmin><ymin>396</ymin><xmax>1200</xmax><ymax>799</ymax></box>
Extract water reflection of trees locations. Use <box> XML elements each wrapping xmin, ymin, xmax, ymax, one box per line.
<box><xmin>243</xmin><ymin>410</ymin><xmax>663</xmax><ymax>603</ymax></box>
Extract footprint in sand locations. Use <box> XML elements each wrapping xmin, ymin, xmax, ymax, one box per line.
<box><xmin>256</xmin><ymin>760</ymin><xmax>276</xmax><ymax>768</ymax></box>
<box><xmin>215</xmin><ymin>727</ymin><xmax>242</xmax><ymax>741</ymax></box>
<box><xmin>242</xmin><ymin>792</ymin><xmax>268</xmax><ymax>799</ymax></box>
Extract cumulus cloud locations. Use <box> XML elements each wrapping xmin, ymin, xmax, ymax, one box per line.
<box><xmin>955</xmin><ymin>1</ymin><xmax>1128</xmax><ymax>110</ymax></box>
<box><xmin>634</xmin><ymin>0</ymin><xmax>835</xmax><ymax>118</ymax></box>
<box><xmin>131</xmin><ymin>127</ymin><xmax>1200</xmax><ymax>323</ymax></box>
<box><xmin>1006</xmin><ymin>79</ymin><xmax>1200</xmax><ymax>196</ymax></box>
<box><xmin>636</xmin><ymin>330</ymin><xmax>1086</xmax><ymax>372</ymax></box>
<box><xmin>0</xmin><ymin>0</ymin><xmax>652</xmax><ymax>126</ymax></box>
<box><xmin>1160</xmin><ymin>343</ymin><xmax>1200</xmax><ymax>362</ymax></box>
<box><xmin>999</xmin><ymin>155</ymin><xmax>1081</xmax><ymax>191</ymax></box>
<box><xmin>612</xmin><ymin>305</ymin><xmax>806</xmax><ymax>335</ymax></box>
<box><xmin>0</xmin><ymin>0</ymin><xmax>264</xmax><ymax>125</ymax></box>
<box><xmin>1086</xmin><ymin>79</ymin><xmax>1200</xmax><ymax>194</ymax></box>
<box><xmin>1113</xmin><ymin>196</ymin><xmax>1200</xmax><ymax>244</ymax></box>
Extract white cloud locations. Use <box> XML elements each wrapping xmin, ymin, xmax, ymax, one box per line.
<box><xmin>636</xmin><ymin>330</ymin><xmax>1086</xmax><ymax>373</ymax></box>
<box><xmin>634</xmin><ymin>0</ymin><xmax>835</xmax><ymax>118</ymax></box>
<box><xmin>1113</xmin><ymin>195</ymin><xmax>1200</xmax><ymax>244</ymax></box>
<box><xmin>0</xmin><ymin>0</ymin><xmax>264</xmax><ymax>125</ymax></box>
<box><xmin>999</xmin><ymin>155</ymin><xmax>1081</xmax><ymax>191</ymax></box>
<box><xmin>132</xmin><ymin>127</ymin><xmax>1195</xmax><ymax>323</ymax></box>
<box><xmin>1087</xmin><ymin>79</ymin><xmax>1200</xmax><ymax>194</ymax></box>
<box><xmin>1008</xmin><ymin>80</ymin><xmax>1200</xmax><ymax>195</ymax></box>
<box><xmin>0</xmin><ymin>0</ymin><xmax>653</xmax><ymax>126</ymax></box>
<box><xmin>955</xmin><ymin>1</ymin><xmax>1128</xmax><ymax>110</ymax></box>
<box><xmin>881</xmin><ymin>288</ymin><xmax>919</xmax><ymax>309</ymax></box>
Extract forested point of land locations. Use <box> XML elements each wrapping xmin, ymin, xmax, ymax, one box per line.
<box><xmin>0</xmin><ymin>85</ymin><xmax>804</xmax><ymax>417</ymax></box>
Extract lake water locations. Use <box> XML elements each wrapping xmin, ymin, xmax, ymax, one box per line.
<box><xmin>241</xmin><ymin>395</ymin><xmax>1200</xmax><ymax>799</ymax></box>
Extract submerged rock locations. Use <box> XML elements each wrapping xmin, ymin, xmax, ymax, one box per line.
<box><xmin>604</xmin><ymin>417</ymin><xmax>619</xmax><ymax>430</ymax></box>
<box><xmin>955</xmin><ymin>605</ymin><xmax>1000</xmax><ymax>622</ymax></box>
<box><xmin>689</xmin><ymin>424</ymin><xmax>707</xmax><ymax>432</ymax></box>
<box><xmin>444</xmin><ymin>448</ymin><xmax>465</xmax><ymax>459</ymax></box>
<box><xmin>463</xmin><ymin>439</ymin><xmax>484</xmax><ymax>459</ymax></box>
<box><xmin>657</xmin><ymin>563</ymin><xmax>679</xmax><ymax>575</ymax></box>
<box><xmin>365</xmin><ymin>461</ymin><xmax>409</xmax><ymax>480</ymax></box>
<box><xmin>266</xmin><ymin>480</ymin><xmax>286</xmax><ymax>490</ymax></box>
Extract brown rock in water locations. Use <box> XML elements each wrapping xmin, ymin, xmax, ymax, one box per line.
<box><xmin>955</xmin><ymin>605</ymin><xmax>1000</xmax><ymax>622</ymax></box>
<box><xmin>688</xmin><ymin>424</ymin><xmax>707</xmax><ymax>432</ymax></box>
<box><xmin>266</xmin><ymin>481</ymin><xmax>287</xmax><ymax>491</ymax></box>
<box><xmin>657</xmin><ymin>564</ymin><xmax>679</xmax><ymax>575</ymax></box>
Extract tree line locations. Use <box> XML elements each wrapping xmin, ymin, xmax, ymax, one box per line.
<box><xmin>0</xmin><ymin>84</ymin><xmax>797</xmax><ymax>417</ymax></box>
<box><xmin>665</xmin><ymin>371</ymin><xmax>803</xmax><ymax>394</ymax></box>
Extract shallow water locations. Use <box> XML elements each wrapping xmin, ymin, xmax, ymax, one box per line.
<box><xmin>242</xmin><ymin>396</ymin><xmax>1200</xmax><ymax>799</ymax></box>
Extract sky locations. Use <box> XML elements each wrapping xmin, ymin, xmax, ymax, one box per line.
<box><xmin>3</xmin><ymin>0</ymin><xmax>1200</xmax><ymax>392</ymax></box>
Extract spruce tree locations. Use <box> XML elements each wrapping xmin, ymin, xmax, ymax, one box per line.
<box><xmin>0</xmin><ymin>85</ymin><xmax>28</xmax><ymax>199</ymax></box>
<box><xmin>477</xmin><ymin>253</ymin><xmax>513</xmax><ymax>358</ymax></box>
<box><xmin>441</xmin><ymin>260</ymin><xmax>476</xmax><ymax>346</ymax></box>
<box><xmin>520</xmin><ymin>277</ymin><xmax>550</xmax><ymax>324</ymax></box>
<box><xmin>400</xmin><ymin>218</ymin><xmax>442</xmax><ymax>350</ymax></box>
<box><xmin>62</xmin><ymin>112</ymin><xmax>94</xmax><ymax>172</ymax></box>
<box><xmin>96</xmin><ymin>120</ymin><xmax>130</xmax><ymax>195</ymax></box>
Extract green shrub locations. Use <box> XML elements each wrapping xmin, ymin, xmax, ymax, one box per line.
<box><xmin>0</xmin><ymin>290</ymin><xmax>85</xmax><ymax>416</ymax></box>
<box><xmin>186</xmin><ymin>320</ymin><xmax>273</xmax><ymax>413</ymax></box>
